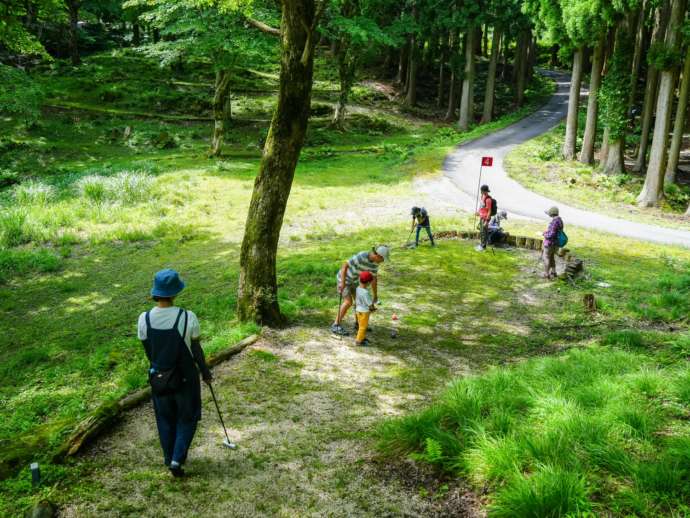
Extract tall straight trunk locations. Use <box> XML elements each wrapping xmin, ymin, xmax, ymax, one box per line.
<box><xmin>628</xmin><ymin>0</ymin><xmax>647</xmax><ymax>110</ymax></box>
<box><xmin>501</xmin><ymin>34</ymin><xmax>509</xmax><ymax>80</ymax></box>
<box><xmin>238</xmin><ymin>0</ymin><xmax>317</xmax><ymax>325</ymax></box>
<box><xmin>481</xmin><ymin>28</ymin><xmax>501</xmax><ymax>124</ymax></box>
<box><xmin>483</xmin><ymin>24</ymin><xmax>488</xmax><ymax>56</ymax></box>
<box><xmin>459</xmin><ymin>30</ymin><xmax>476</xmax><ymax>130</ymax></box>
<box><xmin>563</xmin><ymin>47</ymin><xmax>584</xmax><ymax>159</ymax></box>
<box><xmin>66</xmin><ymin>0</ymin><xmax>81</xmax><ymax>65</ymax></box>
<box><xmin>445</xmin><ymin>69</ymin><xmax>458</xmax><ymax>120</ymax></box>
<box><xmin>132</xmin><ymin>22</ymin><xmax>141</xmax><ymax>46</ymax></box>
<box><xmin>526</xmin><ymin>36</ymin><xmax>537</xmax><ymax>81</ymax></box>
<box><xmin>210</xmin><ymin>70</ymin><xmax>232</xmax><ymax>157</ymax></box>
<box><xmin>638</xmin><ymin>0</ymin><xmax>686</xmax><ymax>206</ymax></box>
<box><xmin>396</xmin><ymin>42</ymin><xmax>408</xmax><ymax>84</ymax></box>
<box><xmin>665</xmin><ymin>46</ymin><xmax>690</xmax><ymax>184</ymax></box>
<box><xmin>516</xmin><ymin>30</ymin><xmax>530</xmax><ymax>106</ymax></box>
<box><xmin>437</xmin><ymin>38</ymin><xmax>447</xmax><ymax>108</ymax></box>
<box><xmin>405</xmin><ymin>36</ymin><xmax>418</xmax><ymax>106</ymax></box>
<box><xmin>579</xmin><ymin>37</ymin><xmax>605</xmax><ymax>164</ymax></box>
<box><xmin>550</xmin><ymin>45</ymin><xmax>559</xmax><ymax>67</ymax></box>
<box><xmin>333</xmin><ymin>45</ymin><xmax>356</xmax><ymax>128</ymax></box>
<box><xmin>634</xmin><ymin>1</ymin><xmax>670</xmax><ymax>171</ymax></box>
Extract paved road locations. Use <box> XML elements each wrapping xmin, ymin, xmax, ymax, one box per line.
<box><xmin>441</xmin><ymin>70</ymin><xmax>690</xmax><ymax>248</ymax></box>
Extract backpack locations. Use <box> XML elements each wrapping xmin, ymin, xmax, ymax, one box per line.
<box><xmin>489</xmin><ymin>196</ymin><xmax>498</xmax><ymax>216</ymax></box>
<box><xmin>557</xmin><ymin>229</ymin><xmax>568</xmax><ymax>248</ymax></box>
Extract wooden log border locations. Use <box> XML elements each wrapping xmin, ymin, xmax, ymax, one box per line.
<box><xmin>54</xmin><ymin>334</ymin><xmax>260</xmax><ymax>461</ymax></box>
<box><xmin>419</xmin><ymin>229</ymin><xmax>544</xmax><ymax>250</ymax></box>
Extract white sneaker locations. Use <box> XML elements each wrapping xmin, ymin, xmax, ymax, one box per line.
<box><xmin>475</xmin><ymin>245</ymin><xmax>486</xmax><ymax>252</ymax></box>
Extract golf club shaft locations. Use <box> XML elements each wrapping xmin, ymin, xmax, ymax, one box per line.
<box><xmin>208</xmin><ymin>382</ymin><xmax>232</xmax><ymax>444</ymax></box>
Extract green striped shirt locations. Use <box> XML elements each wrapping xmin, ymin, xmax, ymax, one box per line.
<box><xmin>338</xmin><ymin>251</ymin><xmax>378</xmax><ymax>285</ymax></box>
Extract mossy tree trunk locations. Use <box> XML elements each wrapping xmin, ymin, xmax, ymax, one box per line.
<box><xmin>563</xmin><ymin>46</ymin><xmax>584</xmax><ymax>159</ymax></box>
<box><xmin>459</xmin><ymin>29</ymin><xmax>476</xmax><ymax>130</ymax></box>
<box><xmin>481</xmin><ymin>27</ymin><xmax>501</xmax><ymax>124</ymax></box>
<box><xmin>579</xmin><ymin>35</ymin><xmax>605</xmax><ymax>164</ymax></box>
<box><xmin>627</xmin><ymin>0</ymin><xmax>647</xmax><ymax>111</ymax></box>
<box><xmin>637</xmin><ymin>0</ymin><xmax>686</xmax><ymax>206</ymax></box>
<box><xmin>210</xmin><ymin>70</ymin><xmax>232</xmax><ymax>157</ymax></box>
<box><xmin>238</xmin><ymin>0</ymin><xmax>317</xmax><ymax>325</ymax></box>
<box><xmin>633</xmin><ymin>0</ymin><xmax>670</xmax><ymax>171</ymax></box>
<box><xmin>664</xmin><ymin>46</ymin><xmax>690</xmax><ymax>184</ymax></box>
<box><xmin>66</xmin><ymin>0</ymin><xmax>81</xmax><ymax>65</ymax></box>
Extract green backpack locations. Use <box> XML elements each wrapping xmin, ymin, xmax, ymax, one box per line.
<box><xmin>557</xmin><ymin>229</ymin><xmax>568</xmax><ymax>248</ymax></box>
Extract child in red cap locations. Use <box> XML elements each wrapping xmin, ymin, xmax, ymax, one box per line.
<box><xmin>355</xmin><ymin>271</ymin><xmax>376</xmax><ymax>346</ymax></box>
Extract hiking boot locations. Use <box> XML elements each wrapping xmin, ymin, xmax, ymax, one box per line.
<box><xmin>331</xmin><ymin>323</ymin><xmax>349</xmax><ymax>336</ymax></box>
<box><xmin>355</xmin><ymin>338</ymin><xmax>371</xmax><ymax>347</ymax></box>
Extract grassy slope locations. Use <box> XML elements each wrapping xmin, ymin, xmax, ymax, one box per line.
<box><xmin>504</xmin><ymin>108</ymin><xmax>690</xmax><ymax>230</ymax></box>
<box><xmin>0</xmin><ymin>48</ymin><xmax>556</xmax><ymax>512</ymax></box>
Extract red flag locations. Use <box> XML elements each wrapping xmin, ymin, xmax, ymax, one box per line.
<box><xmin>481</xmin><ymin>156</ymin><xmax>493</xmax><ymax>167</ymax></box>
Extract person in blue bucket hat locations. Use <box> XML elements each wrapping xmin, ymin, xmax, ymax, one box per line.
<box><xmin>137</xmin><ymin>269</ymin><xmax>213</xmax><ymax>477</ymax></box>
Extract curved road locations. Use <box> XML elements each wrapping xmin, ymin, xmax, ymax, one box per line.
<box><xmin>441</xmin><ymin>70</ymin><xmax>690</xmax><ymax>248</ymax></box>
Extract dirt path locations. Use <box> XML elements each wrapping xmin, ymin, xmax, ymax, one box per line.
<box><xmin>439</xmin><ymin>70</ymin><xmax>690</xmax><ymax>248</ymax></box>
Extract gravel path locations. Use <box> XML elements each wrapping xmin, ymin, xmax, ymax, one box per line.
<box><xmin>440</xmin><ymin>70</ymin><xmax>690</xmax><ymax>248</ymax></box>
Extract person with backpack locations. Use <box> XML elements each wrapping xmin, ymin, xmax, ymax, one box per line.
<box><xmin>542</xmin><ymin>206</ymin><xmax>565</xmax><ymax>279</ymax></box>
<box><xmin>410</xmin><ymin>206</ymin><xmax>435</xmax><ymax>247</ymax></box>
<box><xmin>475</xmin><ymin>185</ymin><xmax>494</xmax><ymax>251</ymax></box>
<box><xmin>137</xmin><ymin>269</ymin><xmax>212</xmax><ymax>477</ymax></box>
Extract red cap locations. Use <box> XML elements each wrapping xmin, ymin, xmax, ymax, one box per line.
<box><xmin>359</xmin><ymin>271</ymin><xmax>374</xmax><ymax>283</ymax></box>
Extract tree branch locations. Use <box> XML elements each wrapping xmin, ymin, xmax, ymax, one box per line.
<box><xmin>246</xmin><ymin>17</ymin><xmax>280</xmax><ymax>36</ymax></box>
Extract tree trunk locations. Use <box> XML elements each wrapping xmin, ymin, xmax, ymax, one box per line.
<box><xmin>579</xmin><ymin>36</ymin><xmax>605</xmax><ymax>164</ymax></box>
<box><xmin>437</xmin><ymin>38</ymin><xmax>447</xmax><ymax>108</ymax></box>
<box><xmin>627</xmin><ymin>0</ymin><xmax>647</xmax><ymax>110</ymax></box>
<box><xmin>563</xmin><ymin>47</ymin><xmax>584</xmax><ymax>160</ymax></box>
<box><xmin>445</xmin><ymin>69</ymin><xmax>458</xmax><ymax>121</ymax></box>
<box><xmin>637</xmin><ymin>0</ymin><xmax>686</xmax><ymax>206</ymax></box>
<box><xmin>153</xmin><ymin>28</ymin><xmax>160</xmax><ymax>43</ymax></box>
<box><xmin>550</xmin><ymin>45</ymin><xmax>559</xmax><ymax>67</ymax></box>
<box><xmin>602</xmin><ymin>138</ymin><xmax>625</xmax><ymax>174</ymax></box>
<box><xmin>237</xmin><ymin>0</ymin><xmax>317</xmax><ymax>325</ymax></box>
<box><xmin>66</xmin><ymin>0</ymin><xmax>81</xmax><ymax>65</ymax></box>
<box><xmin>665</xmin><ymin>46</ymin><xmax>690</xmax><ymax>184</ymax></box>
<box><xmin>459</xmin><ymin>30</ymin><xmax>476</xmax><ymax>130</ymax></box>
<box><xmin>634</xmin><ymin>1</ymin><xmax>670</xmax><ymax>171</ymax></box>
<box><xmin>405</xmin><ymin>35</ymin><xmax>418</xmax><ymax>106</ymax></box>
<box><xmin>526</xmin><ymin>35</ymin><xmax>537</xmax><ymax>81</ymax></box>
<box><xmin>481</xmin><ymin>28</ymin><xmax>501</xmax><ymax>124</ymax></box>
<box><xmin>501</xmin><ymin>34</ymin><xmax>510</xmax><ymax>80</ymax></box>
<box><xmin>210</xmin><ymin>70</ymin><xmax>232</xmax><ymax>157</ymax></box>
<box><xmin>332</xmin><ymin>43</ymin><xmax>356</xmax><ymax>128</ymax></box>
<box><xmin>483</xmin><ymin>24</ymin><xmax>488</xmax><ymax>56</ymax></box>
<box><xmin>516</xmin><ymin>30</ymin><xmax>530</xmax><ymax>106</ymax></box>
<box><xmin>132</xmin><ymin>23</ymin><xmax>141</xmax><ymax>46</ymax></box>
<box><xmin>396</xmin><ymin>40</ymin><xmax>408</xmax><ymax>84</ymax></box>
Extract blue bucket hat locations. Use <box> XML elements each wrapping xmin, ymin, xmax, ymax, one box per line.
<box><xmin>151</xmin><ymin>269</ymin><xmax>185</xmax><ymax>298</ymax></box>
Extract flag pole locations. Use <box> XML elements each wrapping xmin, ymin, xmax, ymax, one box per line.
<box><xmin>472</xmin><ymin>163</ymin><xmax>484</xmax><ymax>232</ymax></box>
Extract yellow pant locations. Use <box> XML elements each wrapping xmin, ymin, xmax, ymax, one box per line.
<box><xmin>356</xmin><ymin>312</ymin><xmax>370</xmax><ymax>342</ymax></box>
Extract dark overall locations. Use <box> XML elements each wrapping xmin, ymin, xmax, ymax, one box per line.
<box><xmin>143</xmin><ymin>309</ymin><xmax>201</xmax><ymax>466</ymax></box>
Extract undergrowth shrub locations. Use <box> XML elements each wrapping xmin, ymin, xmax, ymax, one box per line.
<box><xmin>602</xmin><ymin>330</ymin><xmax>644</xmax><ymax>348</ymax></box>
<box><xmin>0</xmin><ymin>209</ymin><xmax>30</xmax><ymax>247</ymax></box>
<box><xmin>377</xmin><ymin>347</ymin><xmax>690</xmax><ymax>516</ymax></box>
<box><xmin>13</xmin><ymin>181</ymin><xmax>56</xmax><ymax>206</ymax></box>
<box><xmin>0</xmin><ymin>248</ymin><xmax>60</xmax><ymax>282</ymax></box>
<box><xmin>77</xmin><ymin>171</ymin><xmax>155</xmax><ymax>205</ymax></box>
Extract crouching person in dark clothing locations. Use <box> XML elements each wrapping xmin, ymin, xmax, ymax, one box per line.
<box><xmin>137</xmin><ymin>269</ymin><xmax>212</xmax><ymax>478</ymax></box>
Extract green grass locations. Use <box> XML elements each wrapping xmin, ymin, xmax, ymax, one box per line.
<box><xmin>504</xmin><ymin>108</ymin><xmax>690</xmax><ymax>230</ymax></box>
<box><xmin>377</xmin><ymin>346</ymin><xmax>690</xmax><ymax>516</ymax></box>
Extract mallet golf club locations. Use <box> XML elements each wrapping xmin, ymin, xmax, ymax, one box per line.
<box><xmin>208</xmin><ymin>382</ymin><xmax>237</xmax><ymax>450</ymax></box>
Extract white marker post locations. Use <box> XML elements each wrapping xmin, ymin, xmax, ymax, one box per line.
<box><xmin>473</xmin><ymin>156</ymin><xmax>494</xmax><ymax>231</ymax></box>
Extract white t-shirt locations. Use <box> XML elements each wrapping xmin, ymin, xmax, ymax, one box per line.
<box><xmin>137</xmin><ymin>306</ymin><xmax>201</xmax><ymax>354</ymax></box>
<box><xmin>355</xmin><ymin>286</ymin><xmax>373</xmax><ymax>313</ymax></box>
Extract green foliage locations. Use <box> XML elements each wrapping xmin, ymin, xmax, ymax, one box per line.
<box><xmin>628</xmin><ymin>269</ymin><xmax>690</xmax><ymax>322</ymax></box>
<box><xmin>0</xmin><ymin>248</ymin><xmax>60</xmax><ymax>282</ymax></box>
<box><xmin>76</xmin><ymin>171</ymin><xmax>155</xmax><ymax>205</ymax></box>
<box><xmin>647</xmin><ymin>42</ymin><xmax>682</xmax><ymax>71</ymax></box>
<box><xmin>378</xmin><ymin>347</ymin><xmax>690</xmax><ymax>515</ymax></box>
<box><xmin>600</xmin><ymin>24</ymin><xmax>634</xmax><ymax>140</ymax></box>
<box><xmin>0</xmin><ymin>65</ymin><xmax>45</xmax><ymax>124</ymax></box>
<box><xmin>601</xmin><ymin>330</ymin><xmax>644</xmax><ymax>348</ymax></box>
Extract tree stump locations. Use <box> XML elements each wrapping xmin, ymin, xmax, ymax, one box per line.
<box><xmin>583</xmin><ymin>293</ymin><xmax>596</xmax><ymax>312</ymax></box>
